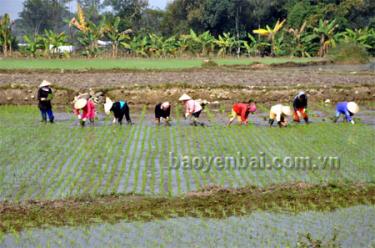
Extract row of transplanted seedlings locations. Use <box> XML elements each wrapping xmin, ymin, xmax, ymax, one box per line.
<box><xmin>0</xmin><ymin>106</ymin><xmax>374</xmax><ymax>201</ymax></box>
<box><xmin>0</xmin><ymin>205</ymin><xmax>374</xmax><ymax>247</ymax></box>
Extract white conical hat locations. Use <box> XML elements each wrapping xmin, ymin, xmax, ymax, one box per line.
<box><xmin>39</xmin><ymin>80</ymin><xmax>51</xmax><ymax>88</ymax></box>
<box><xmin>104</xmin><ymin>97</ymin><xmax>113</xmax><ymax>114</ymax></box>
<box><xmin>74</xmin><ymin>98</ymin><xmax>87</xmax><ymax>110</ymax></box>
<box><xmin>178</xmin><ymin>94</ymin><xmax>191</xmax><ymax>101</ymax></box>
<box><xmin>347</xmin><ymin>102</ymin><xmax>359</xmax><ymax>114</ymax></box>
<box><xmin>282</xmin><ymin>106</ymin><xmax>291</xmax><ymax>116</ymax></box>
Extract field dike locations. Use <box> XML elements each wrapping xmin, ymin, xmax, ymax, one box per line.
<box><xmin>1</xmin><ymin>183</ymin><xmax>374</xmax><ymax>233</ymax></box>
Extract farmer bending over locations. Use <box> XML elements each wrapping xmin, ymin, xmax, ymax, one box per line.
<box><xmin>37</xmin><ymin>80</ymin><xmax>54</xmax><ymax>123</ymax></box>
<box><xmin>269</xmin><ymin>104</ymin><xmax>291</xmax><ymax>127</ymax></box>
<box><xmin>179</xmin><ymin>94</ymin><xmax>205</xmax><ymax>126</ymax></box>
<box><xmin>293</xmin><ymin>91</ymin><xmax>309</xmax><ymax>124</ymax></box>
<box><xmin>104</xmin><ymin>97</ymin><xmax>132</xmax><ymax>125</ymax></box>
<box><xmin>73</xmin><ymin>93</ymin><xmax>96</xmax><ymax>127</ymax></box>
<box><xmin>334</xmin><ymin>101</ymin><xmax>359</xmax><ymax>124</ymax></box>
<box><xmin>227</xmin><ymin>99</ymin><xmax>257</xmax><ymax>126</ymax></box>
<box><xmin>155</xmin><ymin>101</ymin><xmax>171</xmax><ymax>125</ymax></box>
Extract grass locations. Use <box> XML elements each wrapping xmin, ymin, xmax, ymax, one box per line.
<box><xmin>0</xmin><ymin>183</ymin><xmax>374</xmax><ymax>233</ymax></box>
<box><xmin>0</xmin><ymin>57</ymin><xmax>324</xmax><ymax>70</ymax></box>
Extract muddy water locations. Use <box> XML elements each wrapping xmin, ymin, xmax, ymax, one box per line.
<box><xmin>1</xmin><ymin>205</ymin><xmax>374</xmax><ymax>247</ymax></box>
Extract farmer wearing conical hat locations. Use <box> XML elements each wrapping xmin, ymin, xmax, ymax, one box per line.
<box><xmin>37</xmin><ymin>80</ymin><xmax>54</xmax><ymax>123</ymax></box>
<box><xmin>293</xmin><ymin>91</ymin><xmax>309</xmax><ymax>124</ymax></box>
<box><xmin>334</xmin><ymin>102</ymin><xmax>359</xmax><ymax>124</ymax></box>
<box><xmin>155</xmin><ymin>101</ymin><xmax>171</xmax><ymax>125</ymax></box>
<box><xmin>73</xmin><ymin>93</ymin><xmax>96</xmax><ymax>127</ymax></box>
<box><xmin>227</xmin><ymin>99</ymin><xmax>257</xmax><ymax>126</ymax></box>
<box><xmin>104</xmin><ymin>97</ymin><xmax>132</xmax><ymax>125</ymax></box>
<box><xmin>179</xmin><ymin>93</ymin><xmax>204</xmax><ymax>126</ymax></box>
<box><xmin>269</xmin><ymin>104</ymin><xmax>292</xmax><ymax>127</ymax></box>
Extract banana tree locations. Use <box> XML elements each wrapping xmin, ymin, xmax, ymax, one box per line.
<box><xmin>253</xmin><ymin>19</ymin><xmax>286</xmax><ymax>56</ymax></box>
<box><xmin>128</xmin><ymin>35</ymin><xmax>148</xmax><ymax>57</ymax></box>
<box><xmin>215</xmin><ymin>33</ymin><xmax>236</xmax><ymax>57</ymax></box>
<box><xmin>242</xmin><ymin>33</ymin><xmax>270</xmax><ymax>57</ymax></box>
<box><xmin>0</xmin><ymin>14</ymin><xmax>13</xmax><ymax>57</ymax></box>
<box><xmin>312</xmin><ymin>19</ymin><xmax>339</xmax><ymax>57</ymax></box>
<box><xmin>161</xmin><ymin>36</ymin><xmax>179</xmax><ymax>57</ymax></box>
<box><xmin>339</xmin><ymin>28</ymin><xmax>373</xmax><ymax>49</ymax></box>
<box><xmin>23</xmin><ymin>34</ymin><xmax>43</xmax><ymax>57</ymax></box>
<box><xmin>199</xmin><ymin>31</ymin><xmax>215</xmax><ymax>56</ymax></box>
<box><xmin>288</xmin><ymin>21</ymin><xmax>310</xmax><ymax>57</ymax></box>
<box><xmin>41</xmin><ymin>30</ymin><xmax>68</xmax><ymax>58</ymax></box>
<box><xmin>103</xmin><ymin>17</ymin><xmax>130</xmax><ymax>57</ymax></box>
<box><xmin>69</xmin><ymin>3</ymin><xmax>104</xmax><ymax>57</ymax></box>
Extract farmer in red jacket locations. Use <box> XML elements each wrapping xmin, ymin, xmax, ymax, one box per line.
<box><xmin>227</xmin><ymin>100</ymin><xmax>257</xmax><ymax>126</ymax></box>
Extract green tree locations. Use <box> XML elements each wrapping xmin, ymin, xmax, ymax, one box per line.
<box><xmin>0</xmin><ymin>14</ymin><xmax>13</xmax><ymax>56</ymax></box>
<box><xmin>19</xmin><ymin>0</ymin><xmax>72</xmax><ymax>35</ymax></box>
<box><xmin>22</xmin><ymin>34</ymin><xmax>43</xmax><ymax>57</ymax></box>
<box><xmin>102</xmin><ymin>0</ymin><xmax>148</xmax><ymax>30</ymax></box>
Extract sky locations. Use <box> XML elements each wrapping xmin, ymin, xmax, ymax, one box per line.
<box><xmin>0</xmin><ymin>0</ymin><xmax>169</xmax><ymax>19</ymax></box>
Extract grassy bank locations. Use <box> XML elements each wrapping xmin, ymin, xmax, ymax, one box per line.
<box><xmin>0</xmin><ymin>183</ymin><xmax>374</xmax><ymax>233</ymax></box>
<box><xmin>0</xmin><ymin>57</ymin><xmax>324</xmax><ymax>70</ymax></box>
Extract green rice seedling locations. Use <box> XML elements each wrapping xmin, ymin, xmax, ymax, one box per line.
<box><xmin>122</xmin><ymin>106</ymin><xmax>146</xmax><ymax>193</ymax></box>
<box><xmin>138</xmin><ymin>126</ymin><xmax>153</xmax><ymax>194</ymax></box>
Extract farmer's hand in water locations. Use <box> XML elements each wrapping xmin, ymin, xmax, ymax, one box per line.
<box><xmin>78</xmin><ymin>115</ymin><xmax>82</xmax><ymax>120</ymax></box>
<box><xmin>82</xmin><ymin>118</ymin><xmax>87</xmax><ymax>122</ymax></box>
<box><xmin>351</xmin><ymin>120</ymin><xmax>355</xmax><ymax>124</ymax></box>
<box><xmin>184</xmin><ymin>113</ymin><xmax>189</xmax><ymax>119</ymax></box>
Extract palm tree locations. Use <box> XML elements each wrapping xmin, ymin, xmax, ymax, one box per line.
<box><xmin>0</xmin><ymin>14</ymin><xmax>13</xmax><ymax>57</ymax></box>
<box><xmin>103</xmin><ymin>17</ymin><xmax>131</xmax><ymax>57</ymax></box>
<box><xmin>253</xmin><ymin>19</ymin><xmax>286</xmax><ymax>56</ymax></box>
<box><xmin>313</xmin><ymin>19</ymin><xmax>339</xmax><ymax>57</ymax></box>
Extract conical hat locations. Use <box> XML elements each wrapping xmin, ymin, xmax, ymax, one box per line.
<box><xmin>347</xmin><ymin>102</ymin><xmax>359</xmax><ymax>114</ymax></box>
<box><xmin>104</xmin><ymin>97</ymin><xmax>113</xmax><ymax>114</ymax></box>
<box><xmin>282</xmin><ymin>106</ymin><xmax>291</xmax><ymax>116</ymax></box>
<box><xmin>39</xmin><ymin>80</ymin><xmax>51</xmax><ymax>88</ymax></box>
<box><xmin>74</xmin><ymin>98</ymin><xmax>87</xmax><ymax>110</ymax></box>
<box><xmin>178</xmin><ymin>94</ymin><xmax>191</xmax><ymax>101</ymax></box>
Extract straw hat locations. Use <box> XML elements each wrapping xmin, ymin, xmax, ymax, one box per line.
<box><xmin>161</xmin><ymin>101</ymin><xmax>170</xmax><ymax>109</ymax></box>
<box><xmin>178</xmin><ymin>94</ymin><xmax>191</xmax><ymax>101</ymax></box>
<box><xmin>77</xmin><ymin>93</ymin><xmax>90</xmax><ymax>100</ymax></box>
<box><xmin>39</xmin><ymin>80</ymin><xmax>51</xmax><ymax>88</ymax></box>
<box><xmin>74</xmin><ymin>98</ymin><xmax>87</xmax><ymax>110</ymax></box>
<box><xmin>104</xmin><ymin>97</ymin><xmax>114</xmax><ymax>114</ymax></box>
<box><xmin>282</xmin><ymin>106</ymin><xmax>291</xmax><ymax>116</ymax></box>
<box><xmin>347</xmin><ymin>102</ymin><xmax>359</xmax><ymax>114</ymax></box>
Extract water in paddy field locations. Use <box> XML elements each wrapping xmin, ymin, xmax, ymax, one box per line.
<box><xmin>0</xmin><ymin>205</ymin><xmax>374</xmax><ymax>247</ymax></box>
<box><xmin>0</xmin><ymin>104</ymin><xmax>374</xmax><ymax>201</ymax></box>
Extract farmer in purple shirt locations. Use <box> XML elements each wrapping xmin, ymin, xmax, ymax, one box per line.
<box><xmin>334</xmin><ymin>102</ymin><xmax>359</xmax><ymax>124</ymax></box>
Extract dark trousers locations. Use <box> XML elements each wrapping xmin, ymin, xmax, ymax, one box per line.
<box><xmin>114</xmin><ymin>105</ymin><xmax>131</xmax><ymax>124</ymax></box>
<box><xmin>40</xmin><ymin>108</ymin><xmax>54</xmax><ymax>122</ymax></box>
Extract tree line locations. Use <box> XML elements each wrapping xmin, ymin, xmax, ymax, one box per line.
<box><xmin>0</xmin><ymin>0</ymin><xmax>374</xmax><ymax>58</ymax></box>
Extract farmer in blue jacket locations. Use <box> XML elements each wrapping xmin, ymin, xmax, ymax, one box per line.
<box><xmin>334</xmin><ymin>102</ymin><xmax>359</xmax><ymax>124</ymax></box>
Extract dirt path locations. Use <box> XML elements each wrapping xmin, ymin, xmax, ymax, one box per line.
<box><xmin>0</xmin><ymin>65</ymin><xmax>374</xmax><ymax>105</ymax></box>
<box><xmin>0</xmin><ymin>66</ymin><xmax>374</xmax><ymax>89</ymax></box>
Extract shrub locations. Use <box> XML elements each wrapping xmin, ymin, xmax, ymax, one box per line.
<box><xmin>328</xmin><ymin>42</ymin><xmax>370</xmax><ymax>64</ymax></box>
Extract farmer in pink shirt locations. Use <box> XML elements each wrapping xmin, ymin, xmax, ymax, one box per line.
<box><xmin>179</xmin><ymin>94</ymin><xmax>206</xmax><ymax>126</ymax></box>
<box><xmin>73</xmin><ymin>93</ymin><xmax>96</xmax><ymax>127</ymax></box>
